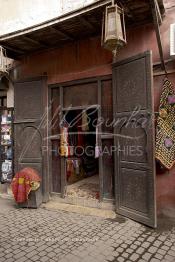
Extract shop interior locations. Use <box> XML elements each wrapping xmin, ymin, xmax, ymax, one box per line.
<box><xmin>61</xmin><ymin>108</ymin><xmax>100</xmax><ymax>200</ymax></box>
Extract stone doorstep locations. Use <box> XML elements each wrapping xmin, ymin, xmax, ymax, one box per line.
<box><xmin>42</xmin><ymin>199</ymin><xmax>117</xmax><ymax>219</ymax></box>
<box><xmin>50</xmin><ymin>193</ymin><xmax>115</xmax><ymax>211</ymax></box>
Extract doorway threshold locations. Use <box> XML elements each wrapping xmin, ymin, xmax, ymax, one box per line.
<box><xmin>50</xmin><ymin>192</ymin><xmax>115</xmax><ymax>210</ymax></box>
<box><xmin>42</xmin><ymin>198</ymin><xmax>116</xmax><ymax>219</ymax></box>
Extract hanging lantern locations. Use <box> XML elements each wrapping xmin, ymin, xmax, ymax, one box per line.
<box><xmin>102</xmin><ymin>1</ymin><xmax>126</xmax><ymax>52</ymax></box>
<box><xmin>0</xmin><ymin>46</ymin><xmax>8</xmax><ymax>74</ymax></box>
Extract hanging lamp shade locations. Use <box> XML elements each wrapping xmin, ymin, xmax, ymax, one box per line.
<box><xmin>102</xmin><ymin>2</ymin><xmax>126</xmax><ymax>51</ymax></box>
<box><xmin>0</xmin><ymin>46</ymin><xmax>8</xmax><ymax>74</ymax></box>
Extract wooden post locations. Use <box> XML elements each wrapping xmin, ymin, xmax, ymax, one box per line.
<box><xmin>150</xmin><ymin>0</ymin><xmax>167</xmax><ymax>73</ymax></box>
<box><xmin>98</xmin><ymin>79</ymin><xmax>103</xmax><ymax>202</ymax></box>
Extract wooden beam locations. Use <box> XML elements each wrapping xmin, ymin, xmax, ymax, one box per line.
<box><xmin>150</xmin><ymin>0</ymin><xmax>166</xmax><ymax>73</ymax></box>
<box><xmin>127</xmin><ymin>19</ymin><xmax>152</xmax><ymax>29</ymax></box>
<box><xmin>5</xmin><ymin>50</ymin><xmax>20</xmax><ymax>59</ymax></box>
<box><xmin>78</xmin><ymin>16</ymin><xmax>95</xmax><ymax>31</ymax></box>
<box><xmin>0</xmin><ymin>44</ymin><xmax>25</xmax><ymax>55</ymax></box>
<box><xmin>23</xmin><ymin>36</ymin><xmax>48</xmax><ymax>48</ymax></box>
<box><xmin>155</xmin><ymin>0</ymin><xmax>162</xmax><ymax>25</ymax></box>
<box><xmin>50</xmin><ymin>26</ymin><xmax>74</xmax><ymax>40</ymax></box>
<box><xmin>153</xmin><ymin>58</ymin><xmax>175</xmax><ymax>68</ymax></box>
<box><xmin>154</xmin><ymin>69</ymin><xmax>175</xmax><ymax>76</ymax></box>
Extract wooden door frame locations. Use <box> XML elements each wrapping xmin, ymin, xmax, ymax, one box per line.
<box><xmin>48</xmin><ymin>75</ymin><xmax>112</xmax><ymax>201</ymax></box>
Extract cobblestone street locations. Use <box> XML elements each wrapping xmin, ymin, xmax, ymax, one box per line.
<box><xmin>0</xmin><ymin>198</ymin><xmax>175</xmax><ymax>262</ymax></box>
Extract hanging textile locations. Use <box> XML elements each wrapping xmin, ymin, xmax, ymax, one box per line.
<box><xmin>82</xmin><ymin>111</ymin><xmax>89</xmax><ymax>132</ymax></box>
<box><xmin>60</xmin><ymin>126</ymin><xmax>69</xmax><ymax>157</ymax></box>
<box><xmin>95</xmin><ymin>125</ymin><xmax>101</xmax><ymax>158</ymax></box>
<box><xmin>155</xmin><ymin>78</ymin><xmax>175</xmax><ymax>169</ymax></box>
<box><xmin>76</xmin><ymin>110</ymin><xmax>85</xmax><ymax>155</ymax></box>
<box><xmin>11</xmin><ymin>168</ymin><xmax>41</xmax><ymax>203</ymax></box>
<box><xmin>67</xmin><ymin>160</ymin><xmax>74</xmax><ymax>179</ymax></box>
<box><xmin>67</xmin><ymin>134</ymin><xmax>74</xmax><ymax>157</ymax></box>
<box><xmin>73</xmin><ymin>159</ymin><xmax>80</xmax><ymax>175</ymax></box>
<box><xmin>66</xmin><ymin>158</ymin><xmax>83</xmax><ymax>182</ymax></box>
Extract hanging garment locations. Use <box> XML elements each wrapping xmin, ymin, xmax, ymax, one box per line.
<box><xmin>95</xmin><ymin>126</ymin><xmax>101</xmax><ymax>158</ymax></box>
<box><xmin>82</xmin><ymin>111</ymin><xmax>89</xmax><ymax>132</ymax></box>
<box><xmin>73</xmin><ymin>159</ymin><xmax>80</xmax><ymax>175</ymax></box>
<box><xmin>68</xmin><ymin>129</ymin><xmax>78</xmax><ymax>156</ymax></box>
<box><xmin>66</xmin><ymin>160</ymin><xmax>74</xmax><ymax>179</ymax></box>
<box><xmin>60</xmin><ymin>126</ymin><xmax>69</xmax><ymax>157</ymax></box>
<box><xmin>75</xmin><ymin>111</ymin><xmax>85</xmax><ymax>155</ymax></box>
<box><xmin>11</xmin><ymin>168</ymin><xmax>41</xmax><ymax>203</ymax></box>
<box><xmin>67</xmin><ymin>159</ymin><xmax>81</xmax><ymax>183</ymax></box>
<box><xmin>155</xmin><ymin>79</ymin><xmax>175</xmax><ymax>169</ymax></box>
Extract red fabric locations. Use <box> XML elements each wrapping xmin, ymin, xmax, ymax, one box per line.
<box><xmin>11</xmin><ymin>168</ymin><xmax>41</xmax><ymax>203</ymax></box>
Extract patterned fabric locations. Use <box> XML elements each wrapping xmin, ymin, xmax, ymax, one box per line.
<box><xmin>11</xmin><ymin>168</ymin><xmax>41</xmax><ymax>203</ymax></box>
<box><xmin>60</xmin><ymin>126</ymin><xmax>69</xmax><ymax>157</ymax></box>
<box><xmin>155</xmin><ymin>79</ymin><xmax>175</xmax><ymax>169</ymax></box>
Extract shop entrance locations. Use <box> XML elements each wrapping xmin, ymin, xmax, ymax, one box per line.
<box><xmin>62</xmin><ymin>107</ymin><xmax>100</xmax><ymax>201</ymax></box>
<box><xmin>50</xmin><ymin>76</ymin><xmax>114</xmax><ymax>205</ymax></box>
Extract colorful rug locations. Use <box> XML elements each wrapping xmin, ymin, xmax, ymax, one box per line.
<box><xmin>156</xmin><ymin>79</ymin><xmax>175</xmax><ymax>169</ymax></box>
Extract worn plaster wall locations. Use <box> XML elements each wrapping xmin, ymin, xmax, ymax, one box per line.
<box><xmin>15</xmin><ymin>37</ymin><xmax>112</xmax><ymax>83</ymax></box>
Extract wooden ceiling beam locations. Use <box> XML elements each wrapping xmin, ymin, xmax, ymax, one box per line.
<box><xmin>78</xmin><ymin>16</ymin><xmax>95</xmax><ymax>31</ymax></box>
<box><xmin>23</xmin><ymin>36</ymin><xmax>48</xmax><ymax>48</ymax></box>
<box><xmin>0</xmin><ymin>43</ymin><xmax>25</xmax><ymax>55</ymax></box>
<box><xmin>50</xmin><ymin>26</ymin><xmax>74</xmax><ymax>40</ymax></box>
<box><xmin>126</xmin><ymin>18</ymin><xmax>152</xmax><ymax>29</ymax></box>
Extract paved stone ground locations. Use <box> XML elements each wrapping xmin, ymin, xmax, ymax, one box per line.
<box><xmin>0</xmin><ymin>198</ymin><xmax>175</xmax><ymax>262</ymax></box>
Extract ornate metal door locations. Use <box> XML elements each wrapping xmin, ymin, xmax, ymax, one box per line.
<box><xmin>14</xmin><ymin>77</ymin><xmax>49</xmax><ymax>202</ymax></box>
<box><xmin>113</xmin><ymin>51</ymin><xmax>156</xmax><ymax>228</ymax></box>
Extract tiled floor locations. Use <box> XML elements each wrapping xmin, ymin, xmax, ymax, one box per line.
<box><xmin>0</xmin><ymin>198</ymin><xmax>175</xmax><ymax>262</ymax></box>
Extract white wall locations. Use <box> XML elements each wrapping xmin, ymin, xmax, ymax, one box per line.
<box><xmin>0</xmin><ymin>0</ymin><xmax>96</xmax><ymax>36</ymax></box>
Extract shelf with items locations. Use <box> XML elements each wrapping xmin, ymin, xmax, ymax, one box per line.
<box><xmin>1</xmin><ymin>122</ymin><xmax>12</xmax><ymax>125</ymax></box>
<box><xmin>0</xmin><ymin>107</ymin><xmax>14</xmax><ymax>184</ymax></box>
<box><xmin>0</xmin><ymin>146</ymin><xmax>12</xmax><ymax>159</ymax></box>
<box><xmin>1</xmin><ymin>160</ymin><xmax>13</xmax><ymax>183</ymax></box>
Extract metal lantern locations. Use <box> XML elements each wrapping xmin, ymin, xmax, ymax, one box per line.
<box><xmin>102</xmin><ymin>1</ymin><xmax>126</xmax><ymax>51</ymax></box>
<box><xmin>0</xmin><ymin>46</ymin><xmax>8</xmax><ymax>74</ymax></box>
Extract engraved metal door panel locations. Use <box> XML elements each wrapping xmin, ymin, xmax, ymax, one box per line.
<box><xmin>14</xmin><ymin>77</ymin><xmax>48</xmax><ymax>201</ymax></box>
<box><xmin>113</xmin><ymin>51</ymin><xmax>156</xmax><ymax>228</ymax></box>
